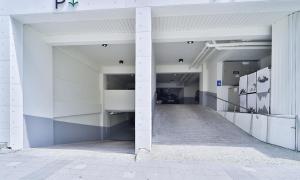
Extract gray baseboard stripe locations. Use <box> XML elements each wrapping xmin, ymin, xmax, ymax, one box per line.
<box><xmin>23</xmin><ymin>115</ymin><xmax>133</xmax><ymax>147</ymax></box>
<box><xmin>200</xmin><ymin>91</ymin><xmax>217</xmax><ymax>110</ymax></box>
<box><xmin>23</xmin><ymin>115</ymin><xmax>54</xmax><ymax>148</ymax></box>
<box><xmin>53</xmin><ymin>121</ymin><xmax>102</xmax><ymax>144</ymax></box>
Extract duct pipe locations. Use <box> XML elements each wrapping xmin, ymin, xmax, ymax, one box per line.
<box><xmin>196</xmin><ymin>48</ymin><xmax>217</xmax><ymax>68</ymax></box>
<box><xmin>215</xmin><ymin>46</ymin><xmax>271</xmax><ymax>50</ymax></box>
<box><xmin>206</xmin><ymin>41</ymin><xmax>272</xmax><ymax>48</ymax></box>
<box><xmin>189</xmin><ymin>45</ymin><xmax>210</xmax><ymax>69</ymax></box>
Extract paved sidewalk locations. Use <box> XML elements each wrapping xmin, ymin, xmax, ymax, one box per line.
<box><xmin>1</xmin><ymin>105</ymin><xmax>300</xmax><ymax>179</ymax></box>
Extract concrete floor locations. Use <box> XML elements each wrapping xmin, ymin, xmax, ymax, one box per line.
<box><xmin>153</xmin><ymin>104</ymin><xmax>260</xmax><ymax>145</ymax></box>
<box><xmin>1</xmin><ymin>105</ymin><xmax>300</xmax><ymax>179</ymax></box>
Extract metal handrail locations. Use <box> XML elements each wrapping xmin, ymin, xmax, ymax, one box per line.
<box><xmin>207</xmin><ymin>93</ymin><xmax>299</xmax><ymax>151</ymax></box>
<box><xmin>207</xmin><ymin>94</ymin><xmax>296</xmax><ymax>119</ymax></box>
<box><xmin>54</xmin><ymin>112</ymin><xmax>101</xmax><ymax>119</ymax></box>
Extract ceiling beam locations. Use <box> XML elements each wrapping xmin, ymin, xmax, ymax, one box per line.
<box><xmin>45</xmin><ymin>26</ymin><xmax>271</xmax><ymax>46</ymax></box>
<box><xmin>44</xmin><ymin>33</ymin><xmax>135</xmax><ymax>45</ymax></box>
<box><xmin>153</xmin><ymin>26</ymin><xmax>271</xmax><ymax>43</ymax></box>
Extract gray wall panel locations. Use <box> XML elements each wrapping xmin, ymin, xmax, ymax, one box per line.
<box><xmin>23</xmin><ymin>115</ymin><xmax>54</xmax><ymax>148</ymax></box>
<box><xmin>53</xmin><ymin>121</ymin><xmax>102</xmax><ymax>144</ymax></box>
<box><xmin>200</xmin><ymin>91</ymin><xmax>217</xmax><ymax>110</ymax></box>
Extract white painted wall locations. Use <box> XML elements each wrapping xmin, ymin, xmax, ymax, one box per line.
<box><xmin>104</xmin><ymin>90</ymin><xmax>135</xmax><ymax>111</ymax></box>
<box><xmin>53</xmin><ymin>48</ymin><xmax>101</xmax><ymax>126</ymax></box>
<box><xmin>23</xmin><ymin>26</ymin><xmax>53</xmax><ymax>118</ymax></box>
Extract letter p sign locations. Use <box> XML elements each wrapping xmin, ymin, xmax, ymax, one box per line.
<box><xmin>56</xmin><ymin>0</ymin><xmax>65</xmax><ymax>9</ymax></box>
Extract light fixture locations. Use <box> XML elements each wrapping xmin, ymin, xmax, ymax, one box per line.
<box><xmin>102</xmin><ymin>44</ymin><xmax>108</xmax><ymax>47</ymax></box>
<box><xmin>119</xmin><ymin>60</ymin><xmax>124</xmax><ymax>64</ymax></box>
<box><xmin>178</xmin><ymin>58</ymin><xmax>184</xmax><ymax>63</ymax></box>
<box><xmin>187</xmin><ymin>41</ymin><xmax>194</xmax><ymax>44</ymax></box>
<box><xmin>242</xmin><ymin>62</ymin><xmax>250</xmax><ymax>65</ymax></box>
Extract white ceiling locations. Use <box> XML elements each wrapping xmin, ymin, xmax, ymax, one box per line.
<box><xmin>29</xmin><ymin>11</ymin><xmax>287</xmax><ymax>36</ymax></box>
<box><xmin>59</xmin><ymin>44</ymin><xmax>135</xmax><ymax>66</ymax></box>
<box><xmin>152</xmin><ymin>12</ymin><xmax>287</xmax><ymax>33</ymax></box>
<box><xmin>58</xmin><ymin>42</ymin><xmax>271</xmax><ymax>66</ymax></box>
<box><xmin>154</xmin><ymin>42</ymin><xmax>205</xmax><ymax>65</ymax></box>
<box><xmin>31</xmin><ymin>18</ymin><xmax>135</xmax><ymax>35</ymax></box>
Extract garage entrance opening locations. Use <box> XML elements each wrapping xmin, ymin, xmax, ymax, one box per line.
<box><xmin>104</xmin><ymin>74</ymin><xmax>135</xmax><ymax>142</ymax></box>
<box><xmin>156</xmin><ymin>73</ymin><xmax>200</xmax><ymax>104</ymax></box>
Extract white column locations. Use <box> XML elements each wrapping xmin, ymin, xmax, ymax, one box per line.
<box><xmin>9</xmin><ymin>18</ymin><xmax>23</xmax><ymax>149</ymax></box>
<box><xmin>0</xmin><ymin>17</ymin><xmax>23</xmax><ymax>149</ymax></box>
<box><xmin>0</xmin><ymin>16</ymin><xmax>11</xmax><ymax>146</ymax></box>
<box><xmin>135</xmin><ymin>7</ymin><xmax>153</xmax><ymax>153</ymax></box>
<box><xmin>271</xmin><ymin>12</ymin><xmax>300</xmax><ymax>116</ymax></box>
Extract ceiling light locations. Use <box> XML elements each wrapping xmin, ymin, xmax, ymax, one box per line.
<box><xmin>187</xmin><ymin>41</ymin><xmax>194</xmax><ymax>44</ymax></box>
<box><xmin>178</xmin><ymin>59</ymin><xmax>184</xmax><ymax>63</ymax></box>
<box><xmin>242</xmin><ymin>62</ymin><xmax>250</xmax><ymax>65</ymax></box>
<box><xmin>119</xmin><ymin>60</ymin><xmax>124</xmax><ymax>64</ymax></box>
<box><xmin>102</xmin><ymin>44</ymin><xmax>108</xmax><ymax>47</ymax></box>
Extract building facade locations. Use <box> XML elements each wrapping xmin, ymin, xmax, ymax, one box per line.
<box><xmin>0</xmin><ymin>0</ymin><xmax>300</xmax><ymax>154</ymax></box>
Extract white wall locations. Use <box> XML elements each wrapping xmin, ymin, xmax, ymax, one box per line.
<box><xmin>104</xmin><ymin>90</ymin><xmax>135</xmax><ymax>111</ymax></box>
<box><xmin>23</xmin><ymin>26</ymin><xmax>53</xmax><ymax>118</ymax></box>
<box><xmin>53</xmin><ymin>48</ymin><xmax>101</xmax><ymax>126</ymax></box>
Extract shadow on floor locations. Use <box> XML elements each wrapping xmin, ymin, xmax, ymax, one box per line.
<box><xmin>41</xmin><ymin>140</ymin><xmax>135</xmax><ymax>155</ymax></box>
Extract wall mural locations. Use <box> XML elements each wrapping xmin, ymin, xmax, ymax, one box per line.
<box><xmin>247</xmin><ymin>93</ymin><xmax>257</xmax><ymax>113</ymax></box>
<box><xmin>247</xmin><ymin>72</ymin><xmax>257</xmax><ymax>93</ymax></box>
<box><xmin>257</xmin><ymin>67</ymin><xmax>271</xmax><ymax>93</ymax></box>
<box><xmin>257</xmin><ymin>92</ymin><xmax>270</xmax><ymax>114</ymax></box>
<box><xmin>240</xmin><ymin>95</ymin><xmax>247</xmax><ymax>112</ymax></box>
<box><xmin>239</xmin><ymin>75</ymin><xmax>248</xmax><ymax>95</ymax></box>
<box><xmin>239</xmin><ymin>67</ymin><xmax>271</xmax><ymax>114</ymax></box>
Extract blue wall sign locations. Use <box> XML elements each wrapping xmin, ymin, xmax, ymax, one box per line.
<box><xmin>217</xmin><ymin>80</ymin><xmax>222</xmax><ymax>87</ymax></box>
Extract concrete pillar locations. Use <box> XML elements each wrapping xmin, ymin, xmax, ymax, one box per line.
<box><xmin>0</xmin><ymin>16</ymin><xmax>11</xmax><ymax>146</ymax></box>
<box><xmin>135</xmin><ymin>7</ymin><xmax>153</xmax><ymax>153</ymax></box>
<box><xmin>0</xmin><ymin>16</ymin><xmax>23</xmax><ymax>149</ymax></box>
<box><xmin>9</xmin><ymin>18</ymin><xmax>23</xmax><ymax>150</ymax></box>
<box><xmin>271</xmin><ymin>12</ymin><xmax>300</xmax><ymax>116</ymax></box>
<box><xmin>271</xmin><ymin>12</ymin><xmax>300</xmax><ymax>150</ymax></box>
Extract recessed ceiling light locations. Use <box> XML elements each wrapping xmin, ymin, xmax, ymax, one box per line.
<box><xmin>178</xmin><ymin>59</ymin><xmax>184</xmax><ymax>63</ymax></box>
<box><xmin>187</xmin><ymin>41</ymin><xmax>194</xmax><ymax>44</ymax></box>
<box><xmin>102</xmin><ymin>44</ymin><xmax>108</xmax><ymax>47</ymax></box>
<box><xmin>119</xmin><ymin>60</ymin><xmax>124</xmax><ymax>64</ymax></box>
<box><xmin>242</xmin><ymin>62</ymin><xmax>250</xmax><ymax>65</ymax></box>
